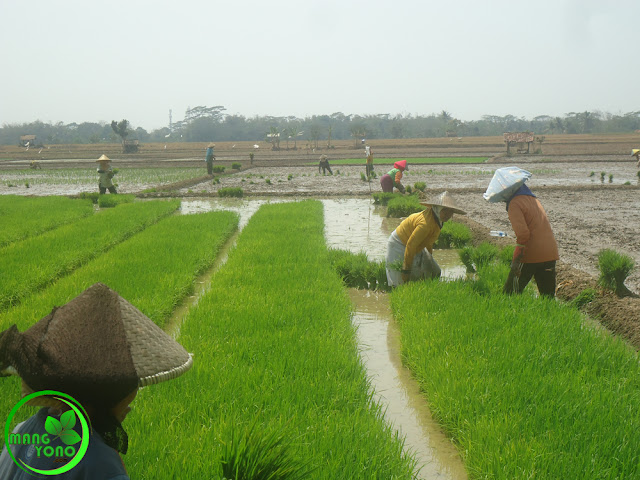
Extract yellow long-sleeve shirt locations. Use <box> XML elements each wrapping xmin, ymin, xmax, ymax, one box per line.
<box><xmin>395</xmin><ymin>209</ymin><xmax>441</xmax><ymax>270</ymax></box>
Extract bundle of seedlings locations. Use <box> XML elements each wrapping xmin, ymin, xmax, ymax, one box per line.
<box><xmin>459</xmin><ymin>242</ymin><xmax>500</xmax><ymax>273</ymax></box>
<box><xmin>386</xmin><ymin>194</ymin><xmax>422</xmax><ymax>217</ymax></box>
<box><xmin>328</xmin><ymin>248</ymin><xmax>389</xmax><ymax>291</ymax></box>
<box><xmin>434</xmin><ymin>221</ymin><xmax>472</xmax><ymax>248</ymax></box>
<box><xmin>372</xmin><ymin>192</ymin><xmax>402</xmax><ymax>205</ymax></box>
<box><xmin>597</xmin><ymin>248</ymin><xmax>637</xmax><ymax>297</ymax></box>
<box><xmin>218</xmin><ymin>187</ymin><xmax>244</xmax><ymax>198</ymax></box>
<box><xmin>97</xmin><ymin>193</ymin><xmax>135</xmax><ymax>208</ymax></box>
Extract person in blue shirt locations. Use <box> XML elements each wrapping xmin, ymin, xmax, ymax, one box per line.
<box><xmin>0</xmin><ymin>283</ymin><xmax>193</xmax><ymax>479</ymax></box>
<box><xmin>205</xmin><ymin>143</ymin><xmax>215</xmax><ymax>175</ymax></box>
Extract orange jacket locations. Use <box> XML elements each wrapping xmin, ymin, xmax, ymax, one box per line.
<box><xmin>508</xmin><ymin>195</ymin><xmax>559</xmax><ymax>263</ymax></box>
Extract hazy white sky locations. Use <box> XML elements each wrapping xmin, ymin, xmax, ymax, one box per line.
<box><xmin>1</xmin><ymin>0</ymin><xmax>638</xmax><ymax>131</ymax></box>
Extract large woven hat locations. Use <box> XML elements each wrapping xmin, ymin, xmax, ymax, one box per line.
<box><xmin>0</xmin><ymin>283</ymin><xmax>193</xmax><ymax>408</ymax></box>
<box><xmin>208</xmin><ymin>142</ymin><xmax>216</xmax><ymax>148</ymax></box>
<box><xmin>420</xmin><ymin>191</ymin><xmax>466</xmax><ymax>215</ymax></box>
<box><xmin>96</xmin><ymin>154</ymin><xmax>111</xmax><ymax>163</ymax></box>
<box><xmin>632</xmin><ymin>149</ymin><xmax>640</xmax><ymax>156</ymax></box>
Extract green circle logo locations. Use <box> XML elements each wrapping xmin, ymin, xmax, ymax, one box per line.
<box><xmin>4</xmin><ymin>390</ymin><xmax>90</xmax><ymax>476</ymax></box>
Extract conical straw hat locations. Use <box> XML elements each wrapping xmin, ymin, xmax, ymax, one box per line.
<box><xmin>96</xmin><ymin>154</ymin><xmax>111</xmax><ymax>163</ymax></box>
<box><xmin>420</xmin><ymin>191</ymin><xmax>466</xmax><ymax>215</ymax></box>
<box><xmin>632</xmin><ymin>149</ymin><xmax>640</xmax><ymax>156</ymax></box>
<box><xmin>0</xmin><ymin>283</ymin><xmax>193</xmax><ymax>407</ymax></box>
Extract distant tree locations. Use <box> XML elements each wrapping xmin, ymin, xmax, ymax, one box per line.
<box><xmin>309</xmin><ymin>125</ymin><xmax>320</xmax><ymax>149</ymax></box>
<box><xmin>111</xmin><ymin>119</ymin><xmax>129</xmax><ymax>143</ymax></box>
<box><xmin>439</xmin><ymin>110</ymin><xmax>452</xmax><ymax>122</ymax></box>
<box><xmin>265</xmin><ymin>126</ymin><xmax>281</xmax><ymax>150</ymax></box>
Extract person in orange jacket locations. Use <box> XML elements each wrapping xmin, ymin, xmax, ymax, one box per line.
<box><xmin>380</xmin><ymin>160</ymin><xmax>408</xmax><ymax>193</ymax></box>
<box><xmin>502</xmin><ymin>183</ymin><xmax>559</xmax><ymax>297</ymax></box>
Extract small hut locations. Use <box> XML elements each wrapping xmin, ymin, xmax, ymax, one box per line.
<box><xmin>20</xmin><ymin>135</ymin><xmax>36</xmax><ymax>147</ymax></box>
<box><xmin>503</xmin><ymin>132</ymin><xmax>534</xmax><ymax>155</ymax></box>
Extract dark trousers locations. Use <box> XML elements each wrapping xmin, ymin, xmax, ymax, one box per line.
<box><xmin>99</xmin><ymin>186</ymin><xmax>117</xmax><ymax>194</ymax></box>
<box><xmin>320</xmin><ymin>165</ymin><xmax>333</xmax><ymax>175</ymax></box>
<box><xmin>503</xmin><ymin>260</ymin><xmax>556</xmax><ymax>297</ymax></box>
<box><xmin>206</xmin><ymin>160</ymin><xmax>213</xmax><ymax>175</ymax></box>
<box><xmin>365</xmin><ymin>163</ymin><xmax>374</xmax><ymax>177</ymax></box>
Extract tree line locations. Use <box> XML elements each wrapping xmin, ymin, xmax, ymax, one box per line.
<box><xmin>1</xmin><ymin>108</ymin><xmax>639</xmax><ymax>147</ymax></box>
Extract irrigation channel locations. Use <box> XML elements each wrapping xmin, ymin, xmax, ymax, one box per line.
<box><xmin>169</xmin><ymin>197</ymin><xmax>467</xmax><ymax>479</ymax></box>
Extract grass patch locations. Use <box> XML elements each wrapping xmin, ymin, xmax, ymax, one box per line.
<box><xmin>124</xmin><ymin>201</ymin><xmax>418</xmax><ymax>478</ymax></box>
<box><xmin>0</xmin><ymin>200</ymin><xmax>179</xmax><ymax>311</ymax></box>
<box><xmin>0</xmin><ymin>195</ymin><xmax>94</xmax><ymax>247</ymax></box>
<box><xmin>97</xmin><ymin>193</ymin><xmax>135</xmax><ymax>208</ymax></box>
<box><xmin>391</xmin><ymin>265</ymin><xmax>640</xmax><ymax>478</ymax></box>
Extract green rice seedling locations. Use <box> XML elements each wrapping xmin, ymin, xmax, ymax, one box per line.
<box><xmin>0</xmin><ymin>200</ymin><xmax>179</xmax><ymax>312</ymax></box>
<box><xmin>405</xmin><ymin>185</ymin><xmax>413</xmax><ymax>194</ymax></box>
<box><xmin>212</xmin><ymin>176</ymin><xmax>220</xmax><ymax>184</ymax></box>
<box><xmin>597</xmin><ymin>248</ymin><xmax>636</xmax><ymax>297</ymax></box>
<box><xmin>600</xmin><ymin>171</ymin><xmax>606</xmax><ymax>183</ymax></box>
<box><xmin>78</xmin><ymin>192</ymin><xmax>100</xmax><ymax>203</ymax></box>
<box><xmin>24</xmin><ymin>182</ymin><xmax>29</xmax><ymax>188</ymax></box>
<box><xmin>413</xmin><ymin>181</ymin><xmax>426</xmax><ymax>192</ymax></box>
<box><xmin>288</xmin><ymin>174</ymin><xmax>293</xmax><ymax>181</ymax></box>
<box><xmin>459</xmin><ymin>246</ymin><xmax>474</xmax><ymax>272</ymax></box>
<box><xmin>328</xmin><ymin>248</ymin><xmax>389</xmax><ymax>291</ymax></box>
<box><xmin>218</xmin><ymin>187</ymin><xmax>244</xmax><ymax>198</ymax></box>
<box><xmin>391</xmin><ymin>271</ymin><xmax>640</xmax><ymax>478</ymax></box>
<box><xmin>589</xmin><ymin>171</ymin><xmax>595</xmax><ymax>177</ymax></box>
<box><xmin>457</xmin><ymin>242</ymin><xmax>500</xmax><ymax>273</ymax></box>
<box><xmin>220</xmin><ymin>420</ymin><xmax>313</xmax><ymax>480</ymax></box>
<box><xmin>232</xmin><ymin>162</ymin><xmax>242</xmax><ymax>170</ymax></box>
<box><xmin>498</xmin><ymin>244</ymin><xmax>515</xmax><ymax>265</ymax></box>
<box><xmin>0</xmin><ymin>210</ymin><xmax>239</xmax><ymax>439</ymax></box>
<box><xmin>265</xmin><ymin>178</ymin><xmax>271</xmax><ymax>184</ymax></box>
<box><xmin>0</xmin><ymin>195</ymin><xmax>93</xmax><ymax>247</ymax></box>
<box><xmin>372</xmin><ymin>192</ymin><xmax>399</xmax><ymax>205</ymax></box>
<box><xmin>609</xmin><ymin>173</ymin><xmax>614</xmax><ymax>183</ymax></box>
<box><xmin>97</xmin><ymin>193</ymin><xmax>135</xmax><ymax>208</ymax></box>
<box><xmin>124</xmin><ymin>201</ymin><xmax>418</xmax><ymax>478</ymax></box>
<box><xmin>624</xmin><ymin>181</ymin><xmax>631</xmax><ymax>185</ymax></box>
<box><xmin>386</xmin><ymin>195</ymin><xmax>422</xmax><ymax>217</ymax></box>
<box><xmin>570</xmin><ymin>288</ymin><xmax>597</xmax><ymax>309</ymax></box>
<box><xmin>213</xmin><ymin>165</ymin><xmax>226</xmax><ymax>174</ymax></box>
<box><xmin>360</xmin><ymin>172</ymin><xmax>367</xmax><ymax>182</ymax></box>
<box><xmin>434</xmin><ymin>221</ymin><xmax>472</xmax><ymax>248</ymax></box>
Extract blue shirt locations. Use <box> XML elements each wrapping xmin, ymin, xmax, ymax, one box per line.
<box><xmin>0</xmin><ymin>408</ymin><xmax>129</xmax><ymax>479</ymax></box>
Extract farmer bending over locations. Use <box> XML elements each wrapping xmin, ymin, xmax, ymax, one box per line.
<box><xmin>380</xmin><ymin>160</ymin><xmax>408</xmax><ymax>193</ymax></box>
<box><xmin>632</xmin><ymin>149</ymin><xmax>640</xmax><ymax>168</ymax></box>
<box><xmin>386</xmin><ymin>191</ymin><xmax>466</xmax><ymax>287</ymax></box>
<box><xmin>319</xmin><ymin>154</ymin><xmax>333</xmax><ymax>175</ymax></box>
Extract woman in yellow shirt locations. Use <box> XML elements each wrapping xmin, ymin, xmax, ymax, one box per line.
<box><xmin>386</xmin><ymin>191</ymin><xmax>466</xmax><ymax>287</ymax></box>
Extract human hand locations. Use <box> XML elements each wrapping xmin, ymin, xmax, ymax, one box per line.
<box><xmin>513</xmin><ymin>246</ymin><xmax>524</xmax><ymax>262</ymax></box>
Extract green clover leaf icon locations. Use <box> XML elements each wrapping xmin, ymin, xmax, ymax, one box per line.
<box><xmin>45</xmin><ymin>412</ymin><xmax>82</xmax><ymax>446</ymax></box>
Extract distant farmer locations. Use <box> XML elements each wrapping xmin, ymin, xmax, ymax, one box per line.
<box><xmin>205</xmin><ymin>143</ymin><xmax>216</xmax><ymax>175</ymax></box>
<box><xmin>318</xmin><ymin>154</ymin><xmax>333</xmax><ymax>175</ymax></box>
<box><xmin>365</xmin><ymin>145</ymin><xmax>374</xmax><ymax>177</ymax></box>
<box><xmin>484</xmin><ymin>167</ymin><xmax>559</xmax><ymax>298</ymax></box>
<box><xmin>632</xmin><ymin>149</ymin><xmax>640</xmax><ymax>168</ymax></box>
<box><xmin>386</xmin><ymin>191</ymin><xmax>466</xmax><ymax>287</ymax></box>
<box><xmin>0</xmin><ymin>283</ymin><xmax>193</xmax><ymax>479</ymax></box>
<box><xmin>96</xmin><ymin>154</ymin><xmax>117</xmax><ymax>194</ymax></box>
<box><xmin>380</xmin><ymin>160</ymin><xmax>408</xmax><ymax>193</ymax></box>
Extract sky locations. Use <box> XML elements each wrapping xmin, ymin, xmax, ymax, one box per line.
<box><xmin>1</xmin><ymin>0</ymin><xmax>638</xmax><ymax>131</ymax></box>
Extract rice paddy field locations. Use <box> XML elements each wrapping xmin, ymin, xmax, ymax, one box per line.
<box><xmin>1</xmin><ymin>135</ymin><xmax>640</xmax><ymax>478</ymax></box>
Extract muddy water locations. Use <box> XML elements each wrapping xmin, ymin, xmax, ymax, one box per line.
<box><xmin>168</xmin><ymin>197</ymin><xmax>467</xmax><ymax>478</ymax></box>
<box><xmin>350</xmin><ymin>290</ymin><xmax>467</xmax><ymax>480</ymax></box>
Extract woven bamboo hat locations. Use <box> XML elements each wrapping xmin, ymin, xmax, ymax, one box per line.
<box><xmin>208</xmin><ymin>143</ymin><xmax>216</xmax><ymax>148</ymax></box>
<box><xmin>420</xmin><ymin>191</ymin><xmax>466</xmax><ymax>215</ymax></box>
<box><xmin>632</xmin><ymin>149</ymin><xmax>640</xmax><ymax>157</ymax></box>
<box><xmin>0</xmin><ymin>283</ymin><xmax>193</xmax><ymax>408</ymax></box>
<box><xmin>96</xmin><ymin>154</ymin><xmax>111</xmax><ymax>163</ymax></box>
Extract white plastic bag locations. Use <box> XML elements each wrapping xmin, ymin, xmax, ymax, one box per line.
<box><xmin>483</xmin><ymin>167</ymin><xmax>532</xmax><ymax>203</ymax></box>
